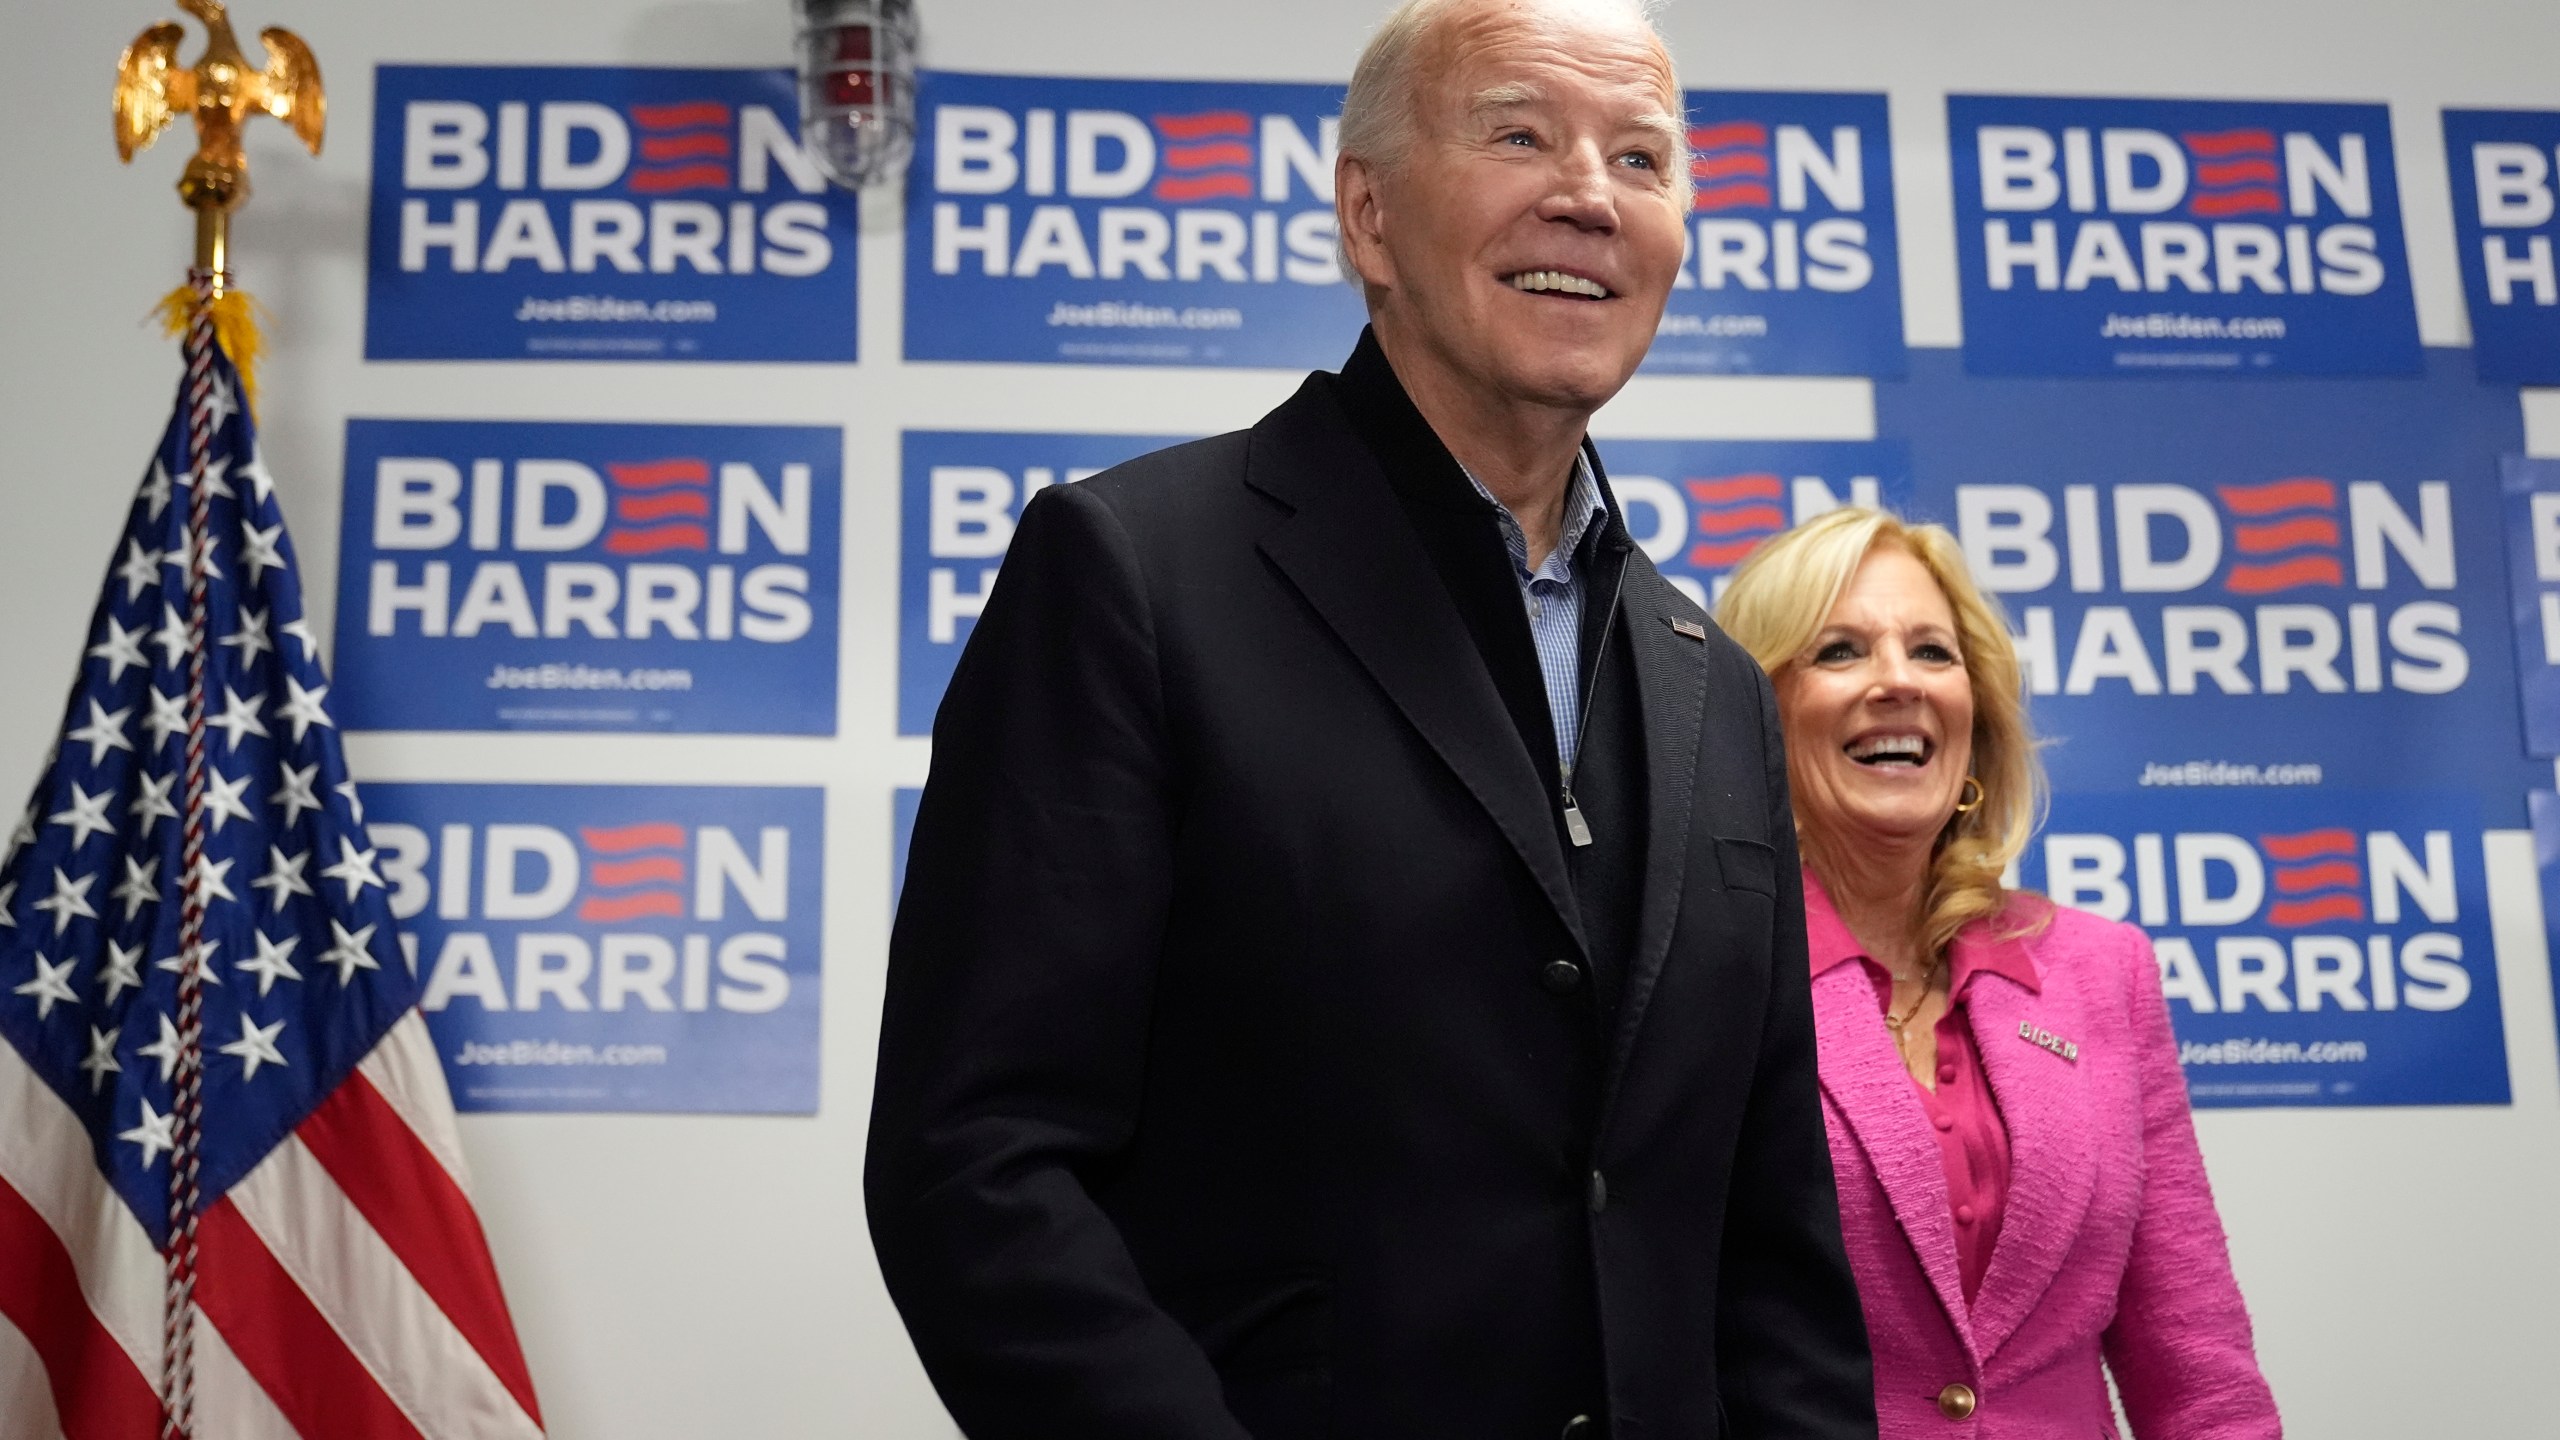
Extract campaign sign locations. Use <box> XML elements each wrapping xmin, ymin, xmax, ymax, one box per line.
<box><xmin>1879</xmin><ymin>349</ymin><xmax>2543</xmax><ymax>815</ymax></box>
<box><xmin>905</xmin><ymin>71</ymin><xmax>1364</xmax><ymax>368</ymax></box>
<box><xmin>893</xmin><ymin>787</ymin><xmax>921</xmax><ymax>906</ymax></box>
<box><xmin>2020</xmin><ymin>789</ymin><xmax>2507</xmax><ymax>1108</ymax></box>
<box><xmin>367</xmin><ymin>66</ymin><xmax>858</xmax><ymax>361</ymax></box>
<box><xmin>2529</xmin><ymin>792</ymin><xmax>2560</xmax><ymax>1046</ymax></box>
<box><xmin>1650</xmin><ymin>91</ymin><xmax>1904</xmax><ymax>376</ymax></box>
<box><xmin>2443</xmin><ymin>109</ymin><xmax>2560</xmax><ymax>384</ymax></box>
<box><xmin>899</xmin><ymin>429</ymin><xmax>1189</xmax><ymax>735</ymax></box>
<box><xmin>1947</xmin><ymin>96</ymin><xmax>2421</xmax><ymax>377</ymax></box>
<box><xmin>2499</xmin><ymin>457</ymin><xmax>2560</xmax><ymax>757</ymax></box>
<box><xmin>1592</xmin><ymin>440</ymin><xmax>1912</xmax><ymax>609</ymax></box>
<box><xmin>363</xmin><ymin>783</ymin><xmax>825</xmax><ymax>1112</ymax></box>
<box><xmin>335</xmin><ymin>418</ymin><xmax>841</xmax><ymax>735</ymax></box>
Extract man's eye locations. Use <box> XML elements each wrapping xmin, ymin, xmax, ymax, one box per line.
<box><xmin>1501</xmin><ymin>130</ymin><xmax>1537</xmax><ymax>147</ymax></box>
<box><xmin>1617</xmin><ymin>150</ymin><xmax>1658</xmax><ymax>171</ymax></box>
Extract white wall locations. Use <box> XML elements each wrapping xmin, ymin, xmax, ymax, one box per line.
<box><xmin>5</xmin><ymin>1</ymin><xmax>2558</xmax><ymax>1435</ymax></box>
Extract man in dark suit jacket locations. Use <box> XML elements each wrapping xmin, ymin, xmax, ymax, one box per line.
<box><xmin>865</xmin><ymin>1</ymin><xmax>1876</xmax><ymax>1436</ymax></box>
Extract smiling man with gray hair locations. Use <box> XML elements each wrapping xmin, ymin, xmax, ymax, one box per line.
<box><xmin>865</xmin><ymin>2</ymin><xmax>1876</xmax><ymax>1436</ymax></box>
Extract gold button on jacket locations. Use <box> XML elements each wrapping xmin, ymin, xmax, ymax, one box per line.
<box><xmin>1936</xmin><ymin>1383</ymin><xmax>1978</xmax><ymax>1420</ymax></box>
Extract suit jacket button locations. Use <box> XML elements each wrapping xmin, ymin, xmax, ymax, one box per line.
<box><xmin>1560</xmin><ymin>1415</ymin><xmax>1595</xmax><ymax>1440</ymax></box>
<box><xmin>1586</xmin><ymin>1169</ymin><xmax>1608</xmax><ymax>1214</ymax></box>
<box><xmin>1936</xmin><ymin>1382</ymin><xmax>1977</xmax><ymax>1420</ymax></box>
<box><xmin>1540</xmin><ymin>959</ymin><xmax>1585</xmax><ymax>994</ymax></box>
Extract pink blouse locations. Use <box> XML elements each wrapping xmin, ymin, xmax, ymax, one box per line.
<box><xmin>1805</xmin><ymin>873</ymin><xmax>2040</xmax><ymax>1304</ymax></box>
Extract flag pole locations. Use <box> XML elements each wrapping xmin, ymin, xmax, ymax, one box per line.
<box><xmin>113</xmin><ymin>6</ymin><xmax>324</xmax><ymax>1434</ymax></box>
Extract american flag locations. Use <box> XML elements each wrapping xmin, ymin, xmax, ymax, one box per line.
<box><xmin>0</xmin><ymin>317</ymin><xmax>543</xmax><ymax>1437</ymax></box>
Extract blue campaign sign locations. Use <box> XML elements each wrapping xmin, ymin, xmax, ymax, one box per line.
<box><xmin>1879</xmin><ymin>349</ymin><xmax>2542</xmax><ymax>818</ymax></box>
<box><xmin>2530</xmin><ymin>792</ymin><xmax>2560</xmax><ymax>1048</ymax></box>
<box><xmin>2499</xmin><ymin>457</ymin><xmax>2560</xmax><ymax>757</ymax></box>
<box><xmin>1946</xmin><ymin>95</ymin><xmax>2421</xmax><ymax>377</ymax></box>
<box><xmin>2020</xmin><ymin>789</ymin><xmax>2507</xmax><ymax>1108</ymax></box>
<box><xmin>1592</xmin><ymin>440</ymin><xmax>1911</xmax><ymax>609</ymax></box>
<box><xmin>904</xmin><ymin>71</ymin><xmax>1365</xmax><ymax>368</ymax></box>
<box><xmin>362</xmin><ymin>783</ymin><xmax>825</xmax><ymax>1113</ymax></box>
<box><xmin>366</xmin><ymin>66</ymin><xmax>858</xmax><ymax>361</ymax></box>
<box><xmin>898</xmin><ymin>429</ymin><xmax>1190</xmax><ymax>735</ymax></box>
<box><xmin>2444</xmin><ymin>109</ymin><xmax>2560</xmax><ymax>384</ymax></box>
<box><xmin>334</xmin><ymin>418</ymin><xmax>841</xmax><ymax>735</ymax></box>
<box><xmin>1649</xmin><ymin>91</ymin><xmax>1905</xmax><ymax>376</ymax></box>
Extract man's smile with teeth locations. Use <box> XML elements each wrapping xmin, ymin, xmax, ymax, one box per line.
<box><xmin>1507</xmin><ymin>269</ymin><xmax>1612</xmax><ymax>299</ymax></box>
<box><xmin>1847</xmin><ymin>734</ymin><xmax>1931</xmax><ymax>765</ymax></box>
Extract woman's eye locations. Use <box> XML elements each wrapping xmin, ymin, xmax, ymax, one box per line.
<box><xmin>1813</xmin><ymin>640</ymin><xmax>1858</xmax><ymax>664</ymax></box>
<box><xmin>1914</xmin><ymin>643</ymin><xmax>1959</xmax><ymax>663</ymax></box>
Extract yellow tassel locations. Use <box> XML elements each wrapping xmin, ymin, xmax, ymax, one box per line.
<box><xmin>151</xmin><ymin>285</ymin><xmax>268</xmax><ymax>417</ymax></box>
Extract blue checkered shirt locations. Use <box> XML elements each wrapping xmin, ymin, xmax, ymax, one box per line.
<box><xmin>1459</xmin><ymin>453</ymin><xmax>1606</xmax><ymax>776</ymax></box>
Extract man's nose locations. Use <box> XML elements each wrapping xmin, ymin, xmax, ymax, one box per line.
<box><xmin>1538</xmin><ymin>140</ymin><xmax>1620</xmax><ymax>230</ymax></box>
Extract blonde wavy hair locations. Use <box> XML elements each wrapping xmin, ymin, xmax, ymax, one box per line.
<box><xmin>1715</xmin><ymin>507</ymin><xmax>2048</xmax><ymax>957</ymax></box>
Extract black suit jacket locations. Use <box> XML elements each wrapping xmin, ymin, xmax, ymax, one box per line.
<box><xmin>867</xmin><ymin>343</ymin><xmax>1876</xmax><ymax>1440</ymax></box>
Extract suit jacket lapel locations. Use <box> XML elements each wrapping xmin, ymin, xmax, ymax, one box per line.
<box><xmin>1245</xmin><ymin>378</ymin><xmax>1589</xmax><ymax>958</ymax></box>
<box><xmin>1812</xmin><ymin>964</ymin><xmax>1975</xmax><ymax>1349</ymax></box>
<box><xmin>1963</xmin><ymin>974</ymin><xmax>2098</xmax><ymax>1361</ymax></box>
<box><xmin>1599</xmin><ymin>553</ymin><xmax>1704</xmax><ymax>1087</ymax></box>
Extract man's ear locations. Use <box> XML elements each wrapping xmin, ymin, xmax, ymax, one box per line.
<box><xmin>1336</xmin><ymin>152</ymin><xmax>1395</xmax><ymax>291</ymax></box>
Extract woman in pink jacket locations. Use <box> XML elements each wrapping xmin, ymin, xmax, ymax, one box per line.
<box><xmin>1717</xmin><ymin>508</ymin><xmax>2282</xmax><ymax>1439</ymax></box>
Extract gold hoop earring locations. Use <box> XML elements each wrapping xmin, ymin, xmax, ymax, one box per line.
<box><xmin>1952</xmin><ymin>776</ymin><xmax>1984</xmax><ymax>814</ymax></box>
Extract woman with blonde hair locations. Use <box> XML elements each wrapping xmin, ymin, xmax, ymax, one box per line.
<box><xmin>1717</xmin><ymin>507</ymin><xmax>2281</xmax><ymax>1438</ymax></box>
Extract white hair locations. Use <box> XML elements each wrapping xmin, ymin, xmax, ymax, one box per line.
<box><xmin>1337</xmin><ymin>0</ymin><xmax>1684</xmax><ymax>182</ymax></box>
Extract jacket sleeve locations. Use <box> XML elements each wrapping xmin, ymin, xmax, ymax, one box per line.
<box><xmin>1716</xmin><ymin>661</ymin><xmax>1881</xmax><ymax>1439</ymax></box>
<box><xmin>864</xmin><ymin>481</ymin><xmax>1251</xmax><ymax>1440</ymax></box>
<box><xmin>2101</xmin><ymin>928</ymin><xmax>2285</xmax><ymax>1439</ymax></box>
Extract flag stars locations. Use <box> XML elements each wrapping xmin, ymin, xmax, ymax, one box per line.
<box><xmin>238</xmin><ymin>931</ymin><xmax>302</xmax><ymax>996</ymax></box>
<box><xmin>321</xmin><ymin>837</ymin><xmax>383</xmax><ymax>901</ymax></box>
<box><xmin>203</xmin><ymin>768</ymin><xmax>255</xmax><ymax>833</ymax></box>
<box><xmin>157</xmin><ymin>937</ymin><xmax>221</xmax><ymax>987</ymax></box>
<box><xmin>274</xmin><ymin>676</ymin><xmax>333</xmax><ymax>744</ymax></box>
<box><xmin>49</xmin><ymin>784</ymin><xmax>118</xmax><ymax>850</ymax></box>
<box><xmin>186</xmin><ymin>853</ymin><xmax>237</xmax><ymax>907</ymax></box>
<box><xmin>219</xmin><ymin>1013</ymin><xmax>288</xmax><ymax>1082</ymax></box>
<box><xmin>141</xmin><ymin>460</ymin><xmax>175</xmax><ymax>522</ymax></box>
<box><xmin>335</xmin><ymin>781</ymin><xmax>364</xmax><ymax>824</ymax></box>
<box><xmin>318</xmin><ymin>919</ymin><xmax>380</xmax><ymax>985</ymax></box>
<box><xmin>0</xmin><ymin>879</ymin><xmax>15</xmax><ymax>928</ymax></box>
<box><xmin>90</xmin><ymin>616</ymin><xmax>151</xmax><ymax>682</ymax></box>
<box><xmin>238</xmin><ymin>520</ymin><xmax>286</xmax><ymax>586</ymax></box>
<box><xmin>113</xmin><ymin>855</ymin><xmax>161</xmax><ymax>921</ymax></box>
<box><xmin>138</xmin><ymin>1013</ymin><xmax>181</xmax><ymax>1081</ymax></box>
<box><xmin>271</xmin><ymin>763</ymin><xmax>322</xmax><ymax>829</ymax></box>
<box><xmin>80</xmin><ymin>1025</ymin><xmax>121</xmax><ymax>1093</ymax></box>
<box><xmin>143</xmin><ymin>688</ymin><xmax>186</xmax><ymax>752</ymax></box>
<box><xmin>281</xmin><ymin>618</ymin><xmax>319</xmax><ymax>658</ymax></box>
<box><xmin>150</xmin><ymin>604</ymin><xmax>190</xmax><ymax>669</ymax></box>
<box><xmin>251</xmin><ymin>845</ymin><xmax>313</xmax><ymax>913</ymax></box>
<box><xmin>65</xmin><ymin>704</ymin><xmax>136</xmax><ymax>768</ymax></box>
<box><xmin>236</xmin><ymin>445</ymin><xmax>277</xmax><ymax>504</ymax></box>
<box><xmin>121</xmin><ymin>1097</ymin><xmax>176</xmax><ymax>1169</ymax></box>
<box><xmin>116</xmin><ymin>539</ymin><xmax>162</xmax><ymax>602</ymax></box>
<box><xmin>99</xmin><ymin>939</ymin><xmax>144</xmax><ymax>1005</ymax></box>
<box><xmin>208</xmin><ymin>684</ymin><xmax>270</xmax><ymax>752</ymax></box>
<box><xmin>220</xmin><ymin>606</ymin><xmax>275</xmax><ymax>667</ymax></box>
<box><xmin>201</xmin><ymin>372</ymin><xmax>241</xmax><ymax>433</ymax></box>
<box><xmin>32</xmin><ymin>868</ymin><xmax>97</xmax><ymax>934</ymax></box>
<box><xmin>13</xmin><ymin>953</ymin><xmax>79</xmax><ymax>1019</ymax></box>
<box><xmin>129</xmin><ymin>771</ymin><xmax>179</xmax><ymax>836</ymax></box>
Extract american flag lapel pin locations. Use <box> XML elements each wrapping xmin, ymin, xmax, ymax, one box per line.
<box><xmin>1667</xmin><ymin>617</ymin><xmax>1708</xmax><ymax>642</ymax></box>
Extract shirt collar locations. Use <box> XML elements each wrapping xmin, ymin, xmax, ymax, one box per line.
<box><xmin>1802</xmin><ymin>867</ymin><xmax>2042</xmax><ymax>996</ymax></box>
<box><xmin>1458</xmin><ymin>451</ymin><xmax>1606</xmax><ymax>581</ymax></box>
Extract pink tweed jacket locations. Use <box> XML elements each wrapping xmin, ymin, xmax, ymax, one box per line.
<box><xmin>1813</xmin><ymin>894</ymin><xmax>2282</xmax><ymax>1439</ymax></box>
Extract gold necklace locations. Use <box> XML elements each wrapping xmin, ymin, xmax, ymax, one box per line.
<box><xmin>1882</xmin><ymin>954</ymin><xmax>1946</xmax><ymax>1044</ymax></box>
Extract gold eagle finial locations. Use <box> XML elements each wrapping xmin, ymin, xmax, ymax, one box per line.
<box><xmin>115</xmin><ymin>0</ymin><xmax>324</xmax><ymax>221</ymax></box>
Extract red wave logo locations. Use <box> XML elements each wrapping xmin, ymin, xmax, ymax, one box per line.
<box><xmin>628</xmin><ymin>101</ymin><xmax>734</xmax><ymax>193</ymax></box>
<box><xmin>1151</xmin><ymin>111</ymin><xmax>1254</xmax><ymax>203</ymax></box>
<box><xmin>2259</xmin><ymin>828</ymin><xmax>2366</xmax><ymax>928</ymax></box>
<box><xmin>1684</xmin><ymin>473</ymin><xmax>1787</xmax><ymax>569</ymax></box>
<box><xmin>604</xmin><ymin>459</ymin><xmax>713</xmax><ymax>556</ymax></box>
<box><xmin>578</xmin><ymin>823</ymin><xmax>689</xmax><ymax>923</ymax></box>
<box><xmin>1688</xmin><ymin>120</ymin><xmax>1772</xmax><ymax>212</ymax></box>
<box><xmin>2218</xmin><ymin>478</ymin><xmax>2344</xmax><ymax>594</ymax></box>
<box><xmin>2182</xmin><ymin>129</ymin><xmax>2281</xmax><ymax>219</ymax></box>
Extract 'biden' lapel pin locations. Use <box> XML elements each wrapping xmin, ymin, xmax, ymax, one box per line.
<box><xmin>2017</xmin><ymin>1021</ymin><xmax>2080</xmax><ymax>1063</ymax></box>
